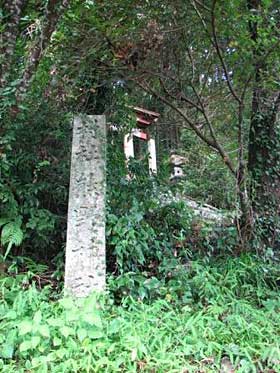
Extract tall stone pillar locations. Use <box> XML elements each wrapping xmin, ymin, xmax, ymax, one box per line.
<box><xmin>65</xmin><ymin>115</ymin><xmax>106</xmax><ymax>297</ymax></box>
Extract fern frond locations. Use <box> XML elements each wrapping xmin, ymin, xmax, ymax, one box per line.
<box><xmin>0</xmin><ymin>217</ymin><xmax>11</xmax><ymax>228</ymax></box>
<box><xmin>1</xmin><ymin>219</ymin><xmax>24</xmax><ymax>259</ymax></box>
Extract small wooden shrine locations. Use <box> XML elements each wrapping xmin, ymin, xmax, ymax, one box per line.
<box><xmin>124</xmin><ymin>107</ymin><xmax>160</xmax><ymax>176</ymax></box>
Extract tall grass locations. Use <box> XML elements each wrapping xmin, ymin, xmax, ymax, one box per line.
<box><xmin>1</xmin><ymin>254</ymin><xmax>280</xmax><ymax>372</ymax></box>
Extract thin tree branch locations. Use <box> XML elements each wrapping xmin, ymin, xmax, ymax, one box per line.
<box><xmin>191</xmin><ymin>0</ymin><xmax>210</xmax><ymax>36</ymax></box>
<box><xmin>159</xmin><ymin>76</ymin><xmax>204</xmax><ymax>114</ymax></box>
<box><xmin>193</xmin><ymin>0</ymin><xmax>211</xmax><ymax>12</ymax></box>
<box><xmin>211</xmin><ymin>0</ymin><xmax>241</xmax><ymax>104</ymax></box>
<box><xmin>137</xmin><ymin>79</ymin><xmax>236</xmax><ymax>176</ymax></box>
<box><xmin>189</xmin><ymin>81</ymin><xmax>236</xmax><ymax>176</ymax></box>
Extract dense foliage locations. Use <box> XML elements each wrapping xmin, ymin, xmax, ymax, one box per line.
<box><xmin>1</xmin><ymin>255</ymin><xmax>280</xmax><ymax>372</ymax></box>
<box><xmin>1</xmin><ymin>0</ymin><xmax>280</xmax><ymax>372</ymax></box>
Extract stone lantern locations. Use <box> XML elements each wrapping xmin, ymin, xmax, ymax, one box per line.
<box><xmin>169</xmin><ymin>153</ymin><xmax>187</xmax><ymax>181</ymax></box>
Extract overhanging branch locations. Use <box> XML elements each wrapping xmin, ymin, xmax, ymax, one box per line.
<box><xmin>137</xmin><ymin>79</ymin><xmax>236</xmax><ymax>176</ymax></box>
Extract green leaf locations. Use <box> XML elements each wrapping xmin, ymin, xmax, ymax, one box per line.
<box><xmin>59</xmin><ymin>326</ymin><xmax>74</xmax><ymax>338</ymax></box>
<box><xmin>53</xmin><ymin>337</ymin><xmax>62</xmax><ymax>346</ymax></box>
<box><xmin>31</xmin><ymin>336</ymin><xmax>41</xmax><ymax>348</ymax></box>
<box><xmin>19</xmin><ymin>340</ymin><xmax>32</xmax><ymax>353</ymax></box>
<box><xmin>31</xmin><ymin>357</ymin><xmax>43</xmax><ymax>368</ymax></box>
<box><xmin>108</xmin><ymin>318</ymin><xmax>122</xmax><ymax>335</ymax></box>
<box><xmin>77</xmin><ymin>328</ymin><xmax>88</xmax><ymax>341</ymax></box>
<box><xmin>5</xmin><ymin>310</ymin><xmax>17</xmax><ymax>320</ymax></box>
<box><xmin>0</xmin><ymin>344</ymin><xmax>14</xmax><ymax>359</ymax></box>
<box><xmin>18</xmin><ymin>320</ymin><xmax>33</xmax><ymax>336</ymax></box>
<box><xmin>82</xmin><ymin>311</ymin><xmax>103</xmax><ymax>328</ymax></box>
<box><xmin>87</xmin><ymin>328</ymin><xmax>104</xmax><ymax>339</ymax></box>
<box><xmin>65</xmin><ymin>309</ymin><xmax>79</xmax><ymax>322</ymax></box>
<box><xmin>55</xmin><ymin>348</ymin><xmax>67</xmax><ymax>359</ymax></box>
<box><xmin>47</xmin><ymin>317</ymin><xmax>64</xmax><ymax>327</ymax></box>
<box><xmin>38</xmin><ymin>325</ymin><xmax>50</xmax><ymax>338</ymax></box>
<box><xmin>59</xmin><ymin>297</ymin><xmax>75</xmax><ymax>309</ymax></box>
<box><xmin>131</xmin><ymin>348</ymin><xmax>137</xmax><ymax>361</ymax></box>
<box><xmin>34</xmin><ymin>310</ymin><xmax>42</xmax><ymax>324</ymax></box>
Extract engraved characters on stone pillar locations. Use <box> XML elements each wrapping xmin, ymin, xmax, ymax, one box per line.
<box><xmin>65</xmin><ymin>115</ymin><xmax>106</xmax><ymax>297</ymax></box>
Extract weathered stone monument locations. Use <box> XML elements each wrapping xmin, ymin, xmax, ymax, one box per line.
<box><xmin>65</xmin><ymin>115</ymin><xmax>106</xmax><ymax>297</ymax></box>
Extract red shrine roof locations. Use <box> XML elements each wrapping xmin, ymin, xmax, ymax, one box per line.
<box><xmin>133</xmin><ymin>106</ymin><xmax>160</xmax><ymax>127</ymax></box>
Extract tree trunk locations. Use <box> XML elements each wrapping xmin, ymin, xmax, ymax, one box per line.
<box><xmin>16</xmin><ymin>0</ymin><xmax>70</xmax><ymax>100</ymax></box>
<box><xmin>65</xmin><ymin>115</ymin><xmax>106</xmax><ymax>297</ymax></box>
<box><xmin>0</xmin><ymin>0</ymin><xmax>26</xmax><ymax>87</ymax></box>
<box><xmin>247</xmin><ymin>0</ymin><xmax>280</xmax><ymax>248</ymax></box>
<box><xmin>248</xmin><ymin>89</ymin><xmax>280</xmax><ymax>248</ymax></box>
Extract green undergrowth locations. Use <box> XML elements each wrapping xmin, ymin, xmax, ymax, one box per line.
<box><xmin>1</xmin><ymin>255</ymin><xmax>280</xmax><ymax>372</ymax></box>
